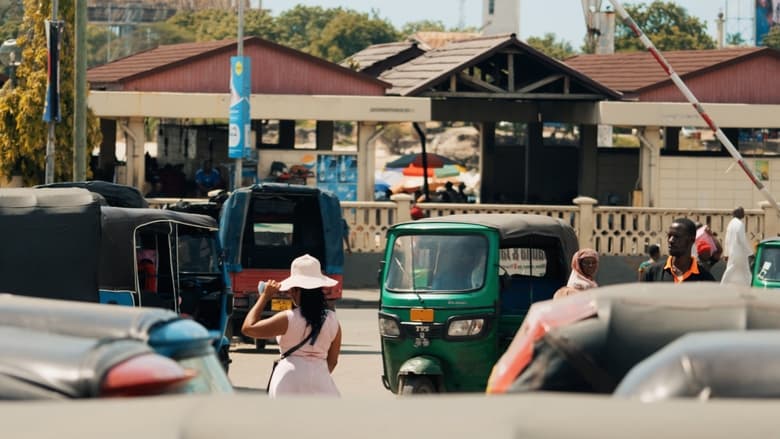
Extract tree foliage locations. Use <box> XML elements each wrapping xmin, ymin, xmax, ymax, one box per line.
<box><xmin>615</xmin><ymin>1</ymin><xmax>715</xmax><ymax>52</ymax></box>
<box><xmin>0</xmin><ymin>0</ymin><xmax>101</xmax><ymax>184</ymax></box>
<box><xmin>762</xmin><ymin>26</ymin><xmax>780</xmax><ymax>49</ymax></box>
<box><xmin>0</xmin><ymin>0</ymin><xmax>23</xmax><ymax>41</ymax></box>
<box><xmin>526</xmin><ymin>33</ymin><xmax>575</xmax><ymax>60</ymax></box>
<box><xmin>400</xmin><ymin>20</ymin><xmax>446</xmax><ymax>37</ymax></box>
<box><xmin>309</xmin><ymin>10</ymin><xmax>400</xmax><ymax>62</ymax></box>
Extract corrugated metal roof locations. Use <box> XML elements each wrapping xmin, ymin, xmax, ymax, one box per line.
<box><xmin>379</xmin><ymin>34</ymin><xmax>620</xmax><ymax>99</ymax></box>
<box><xmin>565</xmin><ymin>47</ymin><xmax>769</xmax><ymax>93</ymax></box>
<box><xmin>87</xmin><ymin>36</ymin><xmax>389</xmax><ymax>93</ymax></box>
<box><xmin>341</xmin><ymin>41</ymin><xmax>421</xmax><ymax>71</ymax></box>
<box><xmin>88</xmin><ymin>39</ymin><xmax>234</xmax><ymax>84</ymax></box>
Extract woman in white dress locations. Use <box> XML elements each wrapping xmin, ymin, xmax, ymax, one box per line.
<box><xmin>242</xmin><ymin>254</ymin><xmax>342</xmax><ymax>397</ymax></box>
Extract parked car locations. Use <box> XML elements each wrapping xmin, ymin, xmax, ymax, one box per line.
<box><xmin>487</xmin><ymin>283</ymin><xmax>780</xmax><ymax>396</ymax></box>
<box><xmin>0</xmin><ymin>294</ymin><xmax>234</xmax><ymax>399</ymax></box>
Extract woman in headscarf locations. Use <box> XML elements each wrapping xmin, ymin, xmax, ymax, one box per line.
<box><xmin>242</xmin><ymin>254</ymin><xmax>342</xmax><ymax>397</ymax></box>
<box><xmin>566</xmin><ymin>248</ymin><xmax>599</xmax><ymax>291</ymax></box>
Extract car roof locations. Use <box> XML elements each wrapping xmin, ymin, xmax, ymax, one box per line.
<box><xmin>0</xmin><ymin>294</ymin><xmax>180</xmax><ymax>340</ymax></box>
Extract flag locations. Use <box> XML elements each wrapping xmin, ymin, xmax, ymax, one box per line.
<box><xmin>43</xmin><ymin>20</ymin><xmax>63</xmax><ymax>123</ymax></box>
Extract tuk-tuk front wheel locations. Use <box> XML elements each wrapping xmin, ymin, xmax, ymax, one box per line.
<box><xmin>399</xmin><ymin>375</ymin><xmax>437</xmax><ymax>395</ymax></box>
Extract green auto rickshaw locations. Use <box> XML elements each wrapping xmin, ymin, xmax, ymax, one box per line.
<box><xmin>752</xmin><ymin>238</ymin><xmax>780</xmax><ymax>288</ymax></box>
<box><xmin>378</xmin><ymin>214</ymin><xmax>579</xmax><ymax>394</ymax></box>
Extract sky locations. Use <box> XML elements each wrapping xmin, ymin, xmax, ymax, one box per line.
<box><xmin>262</xmin><ymin>0</ymin><xmax>758</xmax><ymax>48</ymax></box>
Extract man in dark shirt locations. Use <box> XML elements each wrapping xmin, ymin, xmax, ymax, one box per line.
<box><xmin>642</xmin><ymin>217</ymin><xmax>715</xmax><ymax>283</ymax></box>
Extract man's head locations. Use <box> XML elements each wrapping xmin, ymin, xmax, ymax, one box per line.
<box><xmin>647</xmin><ymin>244</ymin><xmax>660</xmax><ymax>260</ymax></box>
<box><xmin>667</xmin><ymin>218</ymin><xmax>697</xmax><ymax>257</ymax></box>
<box><xmin>445</xmin><ymin>181</ymin><xmax>453</xmax><ymax>190</ymax></box>
<box><xmin>733</xmin><ymin>206</ymin><xmax>745</xmax><ymax>219</ymax></box>
<box><xmin>202</xmin><ymin>160</ymin><xmax>212</xmax><ymax>171</ymax></box>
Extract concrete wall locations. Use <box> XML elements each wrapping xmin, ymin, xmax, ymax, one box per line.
<box><xmin>658</xmin><ymin>156</ymin><xmax>780</xmax><ymax>209</ymax></box>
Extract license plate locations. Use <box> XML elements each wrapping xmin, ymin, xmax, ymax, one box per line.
<box><xmin>271</xmin><ymin>298</ymin><xmax>293</xmax><ymax>312</ymax></box>
<box><xmin>410</xmin><ymin>308</ymin><xmax>434</xmax><ymax>322</ymax></box>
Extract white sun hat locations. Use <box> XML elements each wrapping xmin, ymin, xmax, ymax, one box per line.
<box><xmin>279</xmin><ymin>254</ymin><xmax>338</xmax><ymax>291</ymax></box>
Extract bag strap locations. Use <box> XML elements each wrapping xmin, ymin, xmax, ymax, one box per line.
<box><xmin>280</xmin><ymin>331</ymin><xmax>314</xmax><ymax>359</ymax></box>
<box><xmin>280</xmin><ymin>313</ymin><xmax>327</xmax><ymax>359</ymax></box>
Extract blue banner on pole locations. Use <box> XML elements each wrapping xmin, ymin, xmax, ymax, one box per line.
<box><xmin>228</xmin><ymin>56</ymin><xmax>251</xmax><ymax>159</ymax></box>
<box><xmin>43</xmin><ymin>20</ymin><xmax>63</xmax><ymax>123</ymax></box>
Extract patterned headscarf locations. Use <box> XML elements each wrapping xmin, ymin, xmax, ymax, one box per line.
<box><xmin>567</xmin><ymin>248</ymin><xmax>599</xmax><ymax>290</ymax></box>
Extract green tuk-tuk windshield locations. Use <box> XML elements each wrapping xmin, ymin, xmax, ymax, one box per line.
<box><xmin>756</xmin><ymin>246</ymin><xmax>780</xmax><ymax>282</ymax></box>
<box><xmin>386</xmin><ymin>234</ymin><xmax>488</xmax><ymax>292</ymax></box>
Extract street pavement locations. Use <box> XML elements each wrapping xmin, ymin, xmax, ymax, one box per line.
<box><xmin>338</xmin><ymin>288</ymin><xmax>380</xmax><ymax>309</ymax></box>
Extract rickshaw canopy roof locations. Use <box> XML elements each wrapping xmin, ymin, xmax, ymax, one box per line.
<box><xmin>405</xmin><ymin>213</ymin><xmax>579</xmax><ymax>256</ymax></box>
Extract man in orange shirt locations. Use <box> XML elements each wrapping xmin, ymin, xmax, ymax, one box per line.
<box><xmin>641</xmin><ymin>218</ymin><xmax>715</xmax><ymax>283</ymax></box>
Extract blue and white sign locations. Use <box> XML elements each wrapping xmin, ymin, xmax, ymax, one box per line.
<box><xmin>228</xmin><ymin>56</ymin><xmax>251</xmax><ymax>159</ymax></box>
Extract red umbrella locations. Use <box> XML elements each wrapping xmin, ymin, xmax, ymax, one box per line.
<box><xmin>385</xmin><ymin>152</ymin><xmax>456</xmax><ymax>169</ymax></box>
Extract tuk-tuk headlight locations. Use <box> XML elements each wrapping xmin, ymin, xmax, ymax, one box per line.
<box><xmin>379</xmin><ymin>315</ymin><xmax>401</xmax><ymax>338</ymax></box>
<box><xmin>447</xmin><ymin>318</ymin><xmax>485</xmax><ymax>338</ymax></box>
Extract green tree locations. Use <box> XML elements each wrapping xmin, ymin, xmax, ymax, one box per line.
<box><xmin>310</xmin><ymin>10</ymin><xmax>399</xmax><ymax>62</ymax></box>
<box><xmin>166</xmin><ymin>9</ymin><xmax>277</xmax><ymax>42</ymax></box>
<box><xmin>526</xmin><ymin>33</ymin><xmax>576</xmax><ymax>60</ymax></box>
<box><xmin>726</xmin><ymin>32</ymin><xmax>747</xmax><ymax>46</ymax></box>
<box><xmin>274</xmin><ymin>5</ymin><xmax>340</xmax><ymax>53</ymax></box>
<box><xmin>762</xmin><ymin>26</ymin><xmax>780</xmax><ymax>49</ymax></box>
<box><xmin>615</xmin><ymin>1</ymin><xmax>715</xmax><ymax>52</ymax></box>
<box><xmin>0</xmin><ymin>0</ymin><xmax>23</xmax><ymax>41</ymax></box>
<box><xmin>0</xmin><ymin>0</ymin><xmax>101</xmax><ymax>184</ymax></box>
<box><xmin>400</xmin><ymin>20</ymin><xmax>446</xmax><ymax>37</ymax></box>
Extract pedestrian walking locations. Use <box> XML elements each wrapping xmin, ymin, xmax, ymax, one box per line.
<box><xmin>642</xmin><ymin>218</ymin><xmax>715</xmax><ymax>283</ymax></box>
<box><xmin>241</xmin><ymin>254</ymin><xmax>342</xmax><ymax>397</ymax></box>
<box><xmin>637</xmin><ymin>244</ymin><xmax>661</xmax><ymax>281</ymax></box>
<box><xmin>721</xmin><ymin>207</ymin><xmax>754</xmax><ymax>285</ymax></box>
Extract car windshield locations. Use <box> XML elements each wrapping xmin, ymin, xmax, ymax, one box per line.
<box><xmin>756</xmin><ymin>246</ymin><xmax>780</xmax><ymax>282</ymax></box>
<box><xmin>385</xmin><ymin>234</ymin><xmax>488</xmax><ymax>292</ymax></box>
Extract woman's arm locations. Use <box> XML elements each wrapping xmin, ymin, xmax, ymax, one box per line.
<box><xmin>326</xmin><ymin>323</ymin><xmax>342</xmax><ymax>373</ymax></box>
<box><xmin>241</xmin><ymin>280</ymin><xmax>289</xmax><ymax>339</ymax></box>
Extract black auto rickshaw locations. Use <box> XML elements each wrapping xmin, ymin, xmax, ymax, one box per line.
<box><xmin>378</xmin><ymin>213</ymin><xmax>578</xmax><ymax>394</ymax></box>
<box><xmin>0</xmin><ymin>187</ymin><xmax>232</xmax><ymax>370</ymax></box>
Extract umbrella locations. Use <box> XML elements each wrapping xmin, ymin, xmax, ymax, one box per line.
<box><xmin>385</xmin><ymin>152</ymin><xmax>458</xmax><ymax>169</ymax></box>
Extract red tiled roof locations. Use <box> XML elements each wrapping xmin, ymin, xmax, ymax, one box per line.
<box><xmin>88</xmin><ymin>39</ymin><xmax>235</xmax><ymax>84</ymax></box>
<box><xmin>565</xmin><ymin>47</ymin><xmax>768</xmax><ymax>93</ymax></box>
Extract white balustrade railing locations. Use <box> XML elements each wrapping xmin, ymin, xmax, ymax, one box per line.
<box><xmin>148</xmin><ymin>196</ymin><xmax>778</xmax><ymax>256</ymax></box>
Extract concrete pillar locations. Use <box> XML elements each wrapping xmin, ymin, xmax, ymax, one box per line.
<box><xmin>574</xmin><ymin>196</ymin><xmax>598</xmax><ymax>250</ymax></box>
<box><xmin>357</xmin><ymin>122</ymin><xmax>378</xmax><ymax>201</ymax></box>
<box><xmin>761</xmin><ymin>200</ymin><xmax>779</xmax><ymax>238</ymax></box>
<box><xmin>391</xmin><ymin>193</ymin><xmax>413</xmax><ymax>223</ymax></box>
<box><xmin>579</xmin><ymin>124</ymin><xmax>598</xmax><ymax>198</ymax></box>
<box><xmin>479</xmin><ymin>122</ymin><xmax>495</xmax><ymax>203</ymax></box>
<box><xmin>122</xmin><ymin>117</ymin><xmax>145</xmax><ymax>191</ymax></box>
<box><xmin>642</xmin><ymin>126</ymin><xmax>662</xmax><ymax>207</ymax></box>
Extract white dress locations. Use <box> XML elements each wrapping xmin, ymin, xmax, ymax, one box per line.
<box><xmin>721</xmin><ymin>217</ymin><xmax>754</xmax><ymax>286</ymax></box>
<box><xmin>267</xmin><ymin>308</ymin><xmax>340</xmax><ymax>397</ymax></box>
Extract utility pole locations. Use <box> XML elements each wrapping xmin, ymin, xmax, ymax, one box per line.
<box><xmin>229</xmin><ymin>0</ymin><xmax>250</xmax><ymax>190</ymax></box>
<box><xmin>44</xmin><ymin>0</ymin><xmax>61</xmax><ymax>184</ymax></box>
<box><xmin>74</xmin><ymin>0</ymin><xmax>87</xmax><ymax>181</ymax></box>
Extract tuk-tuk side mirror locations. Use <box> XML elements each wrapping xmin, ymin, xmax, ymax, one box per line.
<box><xmin>377</xmin><ymin>261</ymin><xmax>385</xmax><ymax>288</ymax></box>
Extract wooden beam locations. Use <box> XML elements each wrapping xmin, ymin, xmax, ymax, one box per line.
<box><xmin>507</xmin><ymin>53</ymin><xmax>515</xmax><ymax>92</ymax></box>
<box><xmin>449</xmin><ymin>75</ymin><xmax>457</xmax><ymax>92</ymax></box>
<box><xmin>516</xmin><ymin>74</ymin><xmax>564</xmax><ymax>93</ymax></box>
<box><xmin>564</xmin><ymin>76</ymin><xmax>570</xmax><ymax>94</ymax></box>
<box><xmin>423</xmin><ymin>91</ymin><xmax>605</xmax><ymax>100</ymax></box>
<box><xmin>457</xmin><ymin>72</ymin><xmax>506</xmax><ymax>93</ymax></box>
